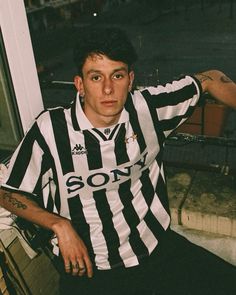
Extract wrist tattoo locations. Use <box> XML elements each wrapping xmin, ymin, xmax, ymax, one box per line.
<box><xmin>2</xmin><ymin>192</ymin><xmax>27</xmax><ymax>209</ymax></box>
<box><xmin>220</xmin><ymin>75</ymin><xmax>232</xmax><ymax>83</ymax></box>
<box><xmin>197</xmin><ymin>73</ymin><xmax>213</xmax><ymax>83</ymax></box>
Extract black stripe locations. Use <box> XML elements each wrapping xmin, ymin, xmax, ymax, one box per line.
<box><xmin>159</xmin><ymin>106</ymin><xmax>195</xmax><ymax>131</ymax></box>
<box><xmin>54</xmin><ymin>185</ymin><xmax>61</xmax><ymax>213</ymax></box>
<box><xmin>71</xmin><ymin>99</ymin><xmax>81</xmax><ymax>131</ymax></box>
<box><xmin>50</xmin><ymin>108</ymin><xmax>74</xmax><ymax>175</ymax></box>
<box><xmin>132</xmin><ymin>90</ymin><xmax>169</xmax><ymax>217</ymax></box>
<box><xmin>83</xmin><ymin>130</ymin><xmax>103</xmax><ymax>170</ymax></box>
<box><xmin>45</xmin><ymin>188</ymin><xmax>54</xmax><ymax>212</ymax></box>
<box><xmin>190</xmin><ymin>75</ymin><xmax>203</xmax><ymax>98</ymax></box>
<box><xmin>33</xmin><ymin>153</ymin><xmax>60</xmax><ymax>212</ymax></box>
<box><xmin>35</xmin><ymin>109</ymin><xmax>47</xmax><ymax>120</ymax></box>
<box><xmin>141</xmin><ymin>90</ymin><xmax>166</xmax><ymax>147</ymax></box>
<box><xmin>142</xmin><ymin>80</ymin><xmax>198</xmax><ymax>108</ymax></box>
<box><xmin>140</xmin><ymin>169</ymin><xmax>166</xmax><ymax>238</ymax></box>
<box><xmin>108</xmin><ymin>124</ymin><xmax>119</xmax><ymax>140</ymax></box>
<box><xmin>92</xmin><ymin>129</ymin><xmax>107</xmax><ymax>141</ymax></box>
<box><xmin>141</xmin><ymin>79</ymin><xmax>199</xmax><ymax>136</ymax></box>
<box><xmin>119</xmin><ymin>180</ymin><xmax>149</xmax><ymax>260</ymax></box>
<box><xmin>35</xmin><ymin>175</ymin><xmax>61</xmax><ymax>213</ymax></box>
<box><xmin>41</xmin><ymin>152</ymin><xmax>61</xmax><ymax>213</ymax></box>
<box><xmin>93</xmin><ymin>189</ymin><xmax>124</xmax><ymax>267</ymax></box>
<box><xmin>6</xmin><ymin>123</ymin><xmax>39</xmax><ymax>187</ymax></box>
<box><xmin>155</xmin><ymin>148</ymin><xmax>164</xmax><ymax>169</ymax></box>
<box><xmin>155</xmin><ymin>171</ymin><xmax>170</xmax><ymax>216</ymax></box>
<box><xmin>67</xmin><ymin>195</ymin><xmax>95</xmax><ymax>262</ymax></box>
<box><xmin>114</xmin><ymin>123</ymin><xmax>130</xmax><ymax>165</ymax></box>
<box><xmin>125</xmin><ymin>95</ymin><xmax>147</xmax><ymax>153</ymax></box>
<box><xmin>4</xmin><ymin>122</ymin><xmax>62</xmax><ymax>212</ymax></box>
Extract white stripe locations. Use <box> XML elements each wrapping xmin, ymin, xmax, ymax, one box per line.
<box><xmin>49</xmin><ymin>175</ymin><xmax>58</xmax><ymax>213</ymax></box>
<box><xmin>149</xmin><ymin>161</ymin><xmax>160</xmax><ymax>185</ymax></box>
<box><xmin>41</xmin><ymin>170</ymin><xmax>50</xmax><ymax>207</ymax></box>
<box><xmin>106</xmin><ymin>189</ymin><xmax>138</xmax><ymax>267</ymax></box>
<box><xmin>137</xmin><ymin>220</ymin><xmax>158</xmax><ymax>254</ymax></box>
<box><xmin>147</xmin><ymin>76</ymin><xmax>198</xmax><ymax>96</ymax></box>
<box><xmin>19</xmin><ymin>141</ymin><xmax>43</xmax><ymax>192</ymax></box>
<box><xmin>100</xmin><ymin>141</ymin><xmax>116</xmax><ymax>170</ymax></box>
<box><xmin>4</xmin><ymin>138</ymin><xmax>26</xmax><ymax>182</ymax></box>
<box><xmin>39</xmin><ymin>111</ymin><xmax>71</xmax><ymax>218</ymax></box>
<box><xmin>41</xmin><ymin>168</ymin><xmax>59</xmax><ymax>214</ymax></box>
<box><xmin>150</xmin><ymin>195</ymin><xmax>170</xmax><ymax>230</ymax></box>
<box><xmin>125</xmin><ymin>125</ymin><xmax>142</xmax><ymax>163</ymax></box>
<box><xmin>119</xmin><ymin>244</ymin><xmax>139</xmax><ymax>267</ymax></box>
<box><xmin>81</xmin><ymin>198</ymin><xmax>110</xmax><ymax>269</ymax></box>
<box><xmin>157</xmin><ymin>94</ymin><xmax>198</xmax><ymax>122</ymax></box>
<box><xmin>155</xmin><ymin>76</ymin><xmax>200</xmax><ymax>122</ymax></box>
<box><xmin>132</xmin><ymin>91</ymin><xmax>160</xmax><ymax>160</ymax></box>
<box><xmin>149</xmin><ymin>162</ymin><xmax>170</xmax><ymax>229</ymax></box>
<box><xmin>131</xmin><ymin>179</ymin><xmax>149</xmax><ymax>219</ymax></box>
<box><xmin>130</xmin><ymin>178</ymin><xmax>158</xmax><ymax>255</ymax></box>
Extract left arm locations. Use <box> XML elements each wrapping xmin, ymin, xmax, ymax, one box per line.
<box><xmin>194</xmin><ymin>70</ymin><xmax>236</xmax><ymax>109</ymax></box>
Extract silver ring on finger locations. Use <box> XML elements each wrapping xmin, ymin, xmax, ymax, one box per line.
<box><xmin>72</xmin><ymin>263</ymin><xmax>79</xmax><ymax>270</ymax></box>
<box><xmin>79</xmin><ymin>267</ymin><xmax>86</xmax><ymax>272</ymax></box>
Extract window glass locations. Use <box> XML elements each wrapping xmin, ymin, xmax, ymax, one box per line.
<box><xmin>0</xmin><ymin>0</ymin><xmax>44</xmax><ymax>161</ymax></box>
<box><xmin>22</xmin><ymin>1</ymin><xmax>236</xmax><ymax>173</ymax></box>
<box><xmin>0</xmin><ymin>30</ymin><xmax>22</xmax><ymax>154</ymax></box>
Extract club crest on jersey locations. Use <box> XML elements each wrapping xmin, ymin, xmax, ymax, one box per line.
<box><xmin>71</xmin><ymin>144</ymin><xmax>88</xmax><ymax>155</ymax></box>
<box><xmin>125</xmin><ymin>133</ymin><xmax>138</xmax><ymax>144</ymax></box>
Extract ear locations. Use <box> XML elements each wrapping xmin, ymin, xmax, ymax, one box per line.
<box><xmin>74</xmin><ymin>75</ymin><xmax>85</xmax><ymax>97</ymax></box>
<box><xmin>128</xmin><ymin>71</ymin><xmax>135</xmax><ymax>91</ymax></box>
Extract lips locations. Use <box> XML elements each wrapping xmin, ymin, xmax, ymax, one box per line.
<box><xmin>101</xmin><ymin>100</ymin><xmax>117</xmax><ymax>106</ymax></box>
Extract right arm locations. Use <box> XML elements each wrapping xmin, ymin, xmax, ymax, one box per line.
<box><xmin>0</xmin><ymin>188</ymin><xmax>93</xmax><ymax>277</ymax></box>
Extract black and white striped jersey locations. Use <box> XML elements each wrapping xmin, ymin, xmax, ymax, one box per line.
<box><xmin>1</xmin><ymin>75</ymin><xmax>202</xmax><ymax>270</ymax></box>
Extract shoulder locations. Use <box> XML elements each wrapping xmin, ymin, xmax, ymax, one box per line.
<box><xmin>130</xmin><ymin>75</ymin><xmax>201</xmax><ymax>104</ymax></box>
<box><xmin>35</xmin><ymin>103</ymin><xmax>72</xmax><ymax>125</ymax></box>
<box><xmin>26</xmin><ymin>106</ymin><xmax>68</xmax><ymax>141</ymax></box>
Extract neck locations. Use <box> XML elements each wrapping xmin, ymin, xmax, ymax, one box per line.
<box><xmin>89</xmin><ymin>114</ymin><xmax>121</xmax><ymax>128</ymax></box>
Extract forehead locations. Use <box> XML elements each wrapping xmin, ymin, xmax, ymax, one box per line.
<box><xmin>82</xmin><ymin>54</ymin><xmax>129</xmax><ymax>74</ymax></box>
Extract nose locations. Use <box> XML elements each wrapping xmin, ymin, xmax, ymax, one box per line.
<box><xmin>103</xmin><ymin>78</ymin><xmax>113</xmax><ymax>95</ymax></box>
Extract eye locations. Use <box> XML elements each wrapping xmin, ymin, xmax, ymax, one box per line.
<box><xmin>113</xmin><ymin>73</ymin><xmax>124</xmax><ymax>80</ymax></box>
<box><xmin>91</xmin><ymin>75</ymin><xmax>101</xmax><ymax>81</ymax></box>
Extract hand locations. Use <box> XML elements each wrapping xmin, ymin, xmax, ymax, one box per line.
<box><xmin>52</xmin><ymin>219</ymin><xmax>93</xmax><ymax>278</ymax></box>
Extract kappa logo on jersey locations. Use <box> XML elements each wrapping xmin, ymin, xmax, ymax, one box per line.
<box><xmin>71</xmin><ymin>144</ymin><xmax>88</xmax><ymax>155</ymax></box>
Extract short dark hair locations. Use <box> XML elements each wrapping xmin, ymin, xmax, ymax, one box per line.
<box><xmin>73</xmin><ymin>26</ymin><xmax>138</xmax><ymax>76</ymax></box>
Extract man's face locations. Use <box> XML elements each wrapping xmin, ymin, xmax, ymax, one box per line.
<box><xmin>74</xmin><ymin>54</ymin><xmax>134</xmax><ymax>127</ymax></box>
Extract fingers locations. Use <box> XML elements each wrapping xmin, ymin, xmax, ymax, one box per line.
<box><xmin>64</xmin><ymin>258</ymin><xmax>71</xmax><ymax>274</ymax></box>
<box><xmin>64</xmin><ymin>259</ymin><xmax>93</xmax><ymax>278</ymax></box>
<box><xmin>84</xmin><ymin>256</ymin><xmax>93</xmax><ymax>278</ymax></box>
<box><xmin>57</xmin><ymin>223</ymin><xmax>93</xmax><ymax>278</ymax></box>
<box><xmin>71</xmin><ymin>262</ymin><xmax>86</xmax><ymax>276</ymax></box>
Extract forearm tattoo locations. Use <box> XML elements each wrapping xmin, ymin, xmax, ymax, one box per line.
<box><xmin>2</xmin><ymin>191</ymin><xmax>27</xmax><ymax>209</ymax></box>
<box><xmin>197</xmin><ymin>73</ymin><xmax>213</xmax><ymax>83</ymax></box>
<box><xmin>220</xmin><ymin>75</ymin><xmax>233</xmax><ymax>83</ymax></box>
<box><xmin>197</xmin><ymin>73</ymin><xmax>233</xmax><ymax>85</ymax></box>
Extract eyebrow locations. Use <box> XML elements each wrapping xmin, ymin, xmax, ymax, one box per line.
<box><xmin>86</xmin><ymin>67</ymin><xmax>128</xmax><ymax>75</ymax></box>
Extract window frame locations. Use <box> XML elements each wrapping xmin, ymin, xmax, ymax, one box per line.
<box><xmin>0</xmin><ymin>0</ymin><xmax>44</xmax><ymax>134</ymax></box>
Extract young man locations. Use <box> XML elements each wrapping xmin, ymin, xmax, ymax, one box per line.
<box><xmin>0</xmin><ymin>27</ymin><xmax>236</xmax><ymax>295</ymax></box>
